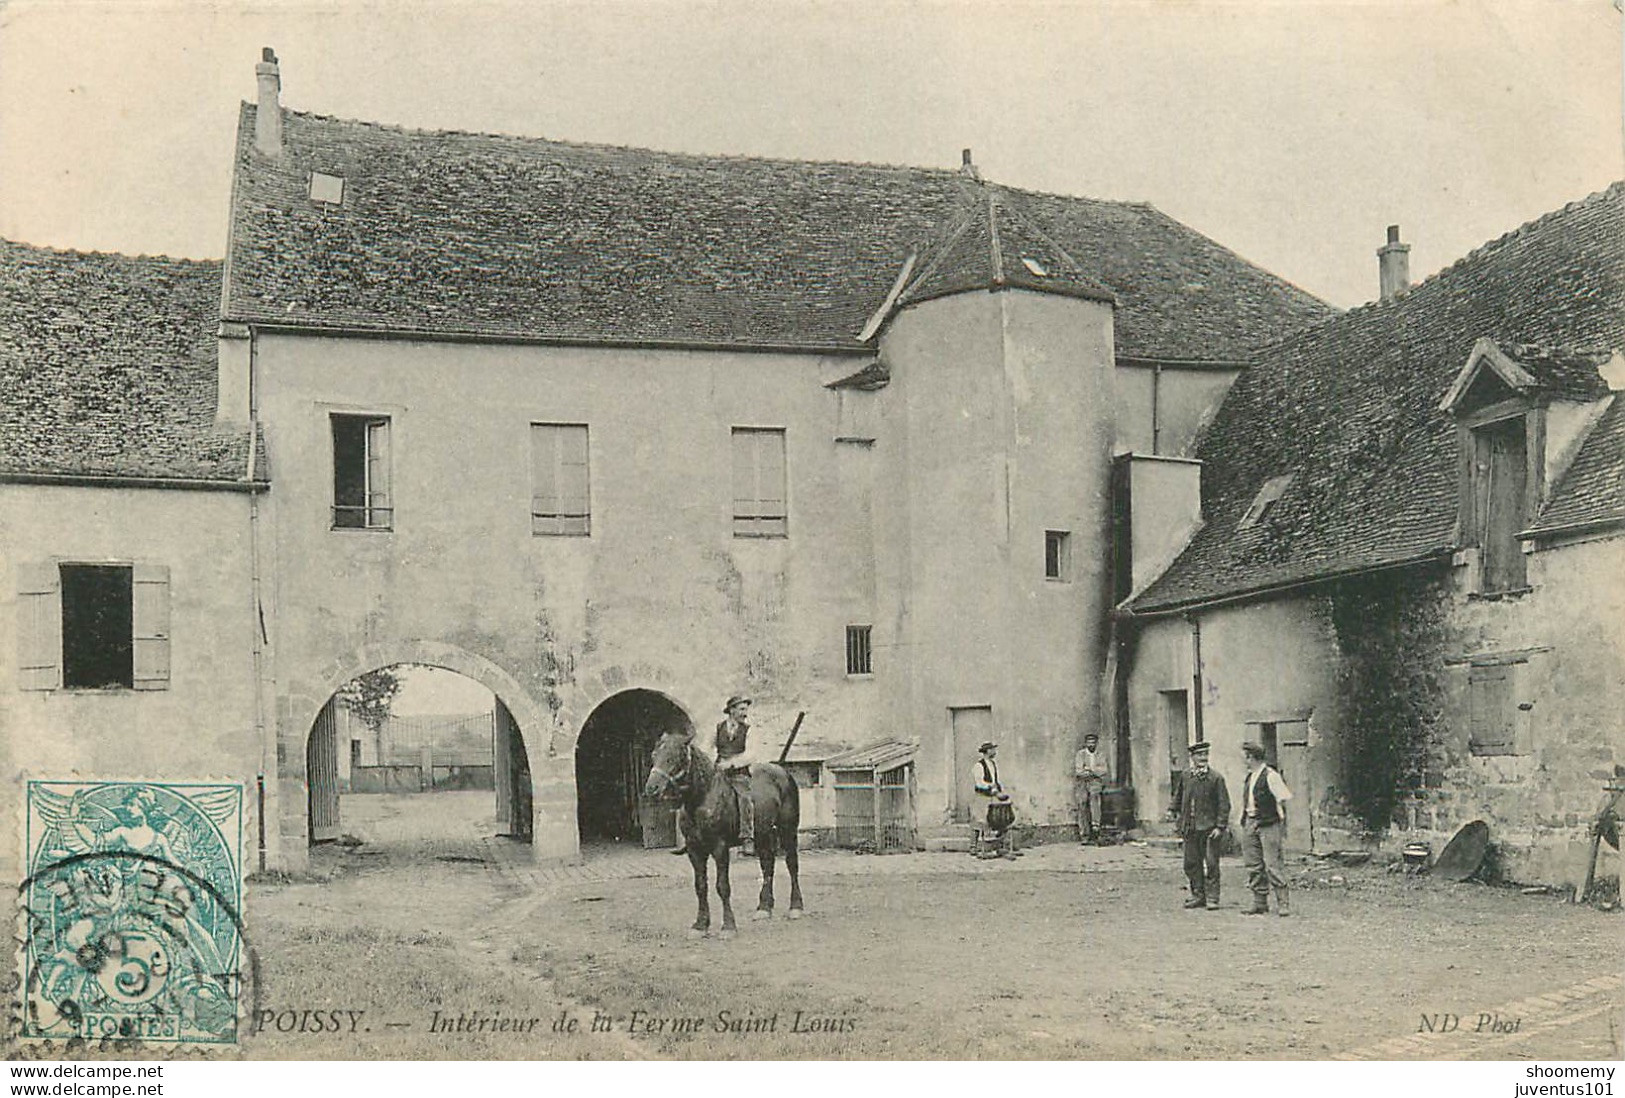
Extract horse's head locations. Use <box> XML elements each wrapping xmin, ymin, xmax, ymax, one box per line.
<box><xmin>644</xmin><ymin>731</ymin><xmax>693</xmax><ymax>801</ymax></box>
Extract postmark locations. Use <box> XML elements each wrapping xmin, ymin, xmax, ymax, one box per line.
<box><xmin>17</xmin><ymin>781</ymin><xmax>246</xmax><ymax>1046</ymax></box>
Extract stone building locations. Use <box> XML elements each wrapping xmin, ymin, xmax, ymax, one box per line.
<box><xmin>4</xmin><ymin>50</ymin><xmax>1340</xmax><ymax>872</ymax></box>
<box><xmin>1119</xmin><ymin>185</ymin><xmax>1625</xmax><ymax>885</ymax></box>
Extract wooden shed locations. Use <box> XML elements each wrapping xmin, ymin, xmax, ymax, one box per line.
<box><xmin>825</xmin><ymin>740</ymin><xmax>916</xmax><ymax>852</ymax></box>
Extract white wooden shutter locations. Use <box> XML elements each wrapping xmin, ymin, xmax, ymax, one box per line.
<box><xmin>560</xmin><ymin>425</ymin><xmax>589</xmax><ymax>533</ymax></box>
<box><xmin>731</xmin><ymin>429</ymin><xmax>758</xmax><ymax>533</ymax></box>
<box><xmin>759</xmin><ymin>430</ymin><xmax>786</xmax><ymax>533</ymax></box>
<box><xmin>530</xmin><ymin>425</ymin><xmax>558</xmax><ymax>522</ymax></box>
<box><xmin>16</xmin><ymin>562</ymin><xmax>61</xmax><ymax>691</ymax></box>
<box><xmin>131</xmin><ymin>563</ymin><xmax>171</xmax><ymax>691</ymax></box>
<box><xmin>366</xmin><ymin>419</ymin><xmax>392</xmax><ymax>526</ymax></box>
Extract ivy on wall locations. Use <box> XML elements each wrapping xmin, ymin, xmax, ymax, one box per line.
<box><xmin>1328</xmin><ymin>568</ymin><xmax>1451</xmax><ymax>833</ymax></box>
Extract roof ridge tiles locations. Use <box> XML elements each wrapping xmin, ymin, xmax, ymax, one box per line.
<box><xmin>1</xmin><ymin>237</ymin><xmax>221</xmax><ymax>267</ymax></box>
<box><xmin>264</xmin><ymin>103</ymin><xmax>1199</xmax><ymax>212</ymax></box>
<box><xmin>1336</xmin><ymin>180</ymin><xmax>1625</xmax><ymax>321</ymax></box>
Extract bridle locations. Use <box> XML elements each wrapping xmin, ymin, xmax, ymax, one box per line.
<box><xmin>648</xmin><ymin>739</ymin><xmax>692</xmax><ymax>793</ymax></box>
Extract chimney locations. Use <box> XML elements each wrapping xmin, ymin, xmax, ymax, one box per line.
<box><xmin>255</xmin><ymin>47</ymin><xmax>282</xmax><ymax>157</ymax></box>
<box><xmin>961</xmin><ymin>147</ymin><xmax>981</xmax><ymax>182</ymax></box>
<box><xmin>1378</xmin><ymin>224</ymin><xmax>1410</xmax><ymax>301</ymax></box>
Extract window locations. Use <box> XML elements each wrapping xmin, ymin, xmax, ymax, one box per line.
<box><xmin>332</xmin><ymin>414</ymin><xmax>392</xmax><ymax>530</ymax></box>
<box><xmin>1238</xmin><ymin>473</ymin><xmax>1294</xmax><ymax>529</ymax></box>
<box><xmin>309</xmin><ymin>172</ymin><xmax>345</xmax><ymax>204</ymax></box>
<box><xmin>1469</xmin><ymin>417</ymin><xmax>1528</xmax><ymax>593</ymax></box>
<box><xmin>1468</xmin><ymin>663</ymin><xmax>1518</xmax><ymax>756</ymax></box>
<box><xmin>846</xmin><ymin>625</ymin><xmax>873</xmax><ymax>676</ymax></box>
<box><xmin>530</xmin><ymin>423</ymin><xmax>590</xmax><ymax>536</ymax></box>
<box><xmin>1045</xmin><ymin>530</ymin><xmax>1071</xmax><ymax>581</ymax></box>
<box><xmin>732</xmin><ymin>428</ymin><xmax>787</xmax><ymax>537</ymax></box>
<box><xmin>61</xmin><ymin>565</ymin><xmax>132</xmax><ymax>688</ymax></box>
<box><xmin>16</xmin><ymin>562</ymin><xmax>169</xmax><ymax>691</ymax></box>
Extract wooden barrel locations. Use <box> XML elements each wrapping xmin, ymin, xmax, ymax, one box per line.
<box><xmin>986</xmin><ymin>801</ymin><xmax>1015</xmax><ymax>835</ymax></box>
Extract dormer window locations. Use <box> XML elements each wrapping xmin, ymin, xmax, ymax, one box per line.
<box><xmin>309</xmin><ymin>172</ymin><xmax>345</xmax><ymax>205</ymax></box>
<box><xmin>1441</xmin><ymin>339</ymin><xmax>1549</xmax><ymax>594</ymax></box>
<box><xmin>1238</xmin><ymin>473</ymin><xmax>1293</xmax><ymax>529</ymax></box>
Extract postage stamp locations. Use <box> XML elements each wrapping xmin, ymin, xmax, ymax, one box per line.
<box><xmin>17</xmin><ymin>781</ymin><xmax>246</xmax><ymax>1046</ymax></box>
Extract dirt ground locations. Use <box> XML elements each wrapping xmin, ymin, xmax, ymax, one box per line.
<box><xmin>237</xmin><ymin>792</ymin><xmax>1621</xmax><ymax>1061</ymax></box>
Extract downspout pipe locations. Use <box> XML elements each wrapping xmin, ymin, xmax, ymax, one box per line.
<box><xmin>1188</xmin><ymin>613</ymin><xmax>1205</xmax><ymax>744</ymax></box>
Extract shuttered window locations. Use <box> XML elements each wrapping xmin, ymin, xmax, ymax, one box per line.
<box><xmin>732</xmin><ymin>427</ymin><xmax>787</xmax><ymax>537</ymax></box>
<box><xmin>1468</xmin><ymin>663</ymin><xmax>1517</xmax><ymax>756</ymax></box>
<box><xmin>18</xmin><ymin>563</ymin><xmax>169</xmax><ymax>692</ymax></box>
<box><xmin>531</xmin><ymin>424</ymin><xmax>591</xmax><ymax>536</ymax></box>
<box><xmin>332</xmin><ymin>414</ymin><xmax>393</xmax><ymax>530</ymax></box>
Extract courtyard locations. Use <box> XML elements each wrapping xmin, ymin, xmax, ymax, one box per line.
<box><xmin>241</xmin><ymin>792</ymin><xmax>1622</xmax><ymax>1060</ymax></box>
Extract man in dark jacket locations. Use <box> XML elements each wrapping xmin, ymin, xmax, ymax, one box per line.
<box><xmin>1174</xmin><ymin>741</ymin><xmax>1230</xmax><ymax>910</ymax></box>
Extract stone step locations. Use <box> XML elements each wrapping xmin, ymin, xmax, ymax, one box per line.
<box><xmin>920</xmin><ymin>836</ymin><xmax>974</xmax><ymax>853</ymax></box>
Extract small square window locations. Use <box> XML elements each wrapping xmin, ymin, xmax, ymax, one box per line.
<box><xmin>1238</xmin><ymin>473</ymin><xmax>1294</xmax><ymax>529</ymax></box>
<box><xmin>309</xmin><ymin>172</ymin><xmax>345</xmax><ymax>205</ymax></box>
<box><xmin>846</xmin><ymin>625</ymin><xmax>873</xmax><ymax>676</ymax></box>
<box><xmin>1045</xmin><ymin>530</ymin><xmax>1071</xmax><ymax>581</ymax></box>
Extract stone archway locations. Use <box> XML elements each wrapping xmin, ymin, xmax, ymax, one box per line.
<box><xmin>278</xmin><ymin>640</ymin><xmax>555</xmax><ymax>869</ymax></box>
<box><xmin>574</xmin><ymin>689</ymin><xmax>695</xmax><ymax>849</ymax></box>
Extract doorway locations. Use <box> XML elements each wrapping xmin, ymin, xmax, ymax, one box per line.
<box><xmin>1255</xmin><ymin>719</ymin><xmax>1312</xmax><ymax>850</ymax></box>
<box><xmin>306</xmin><ymin>663</ymin><xmax>531</xmax><ymax>852</ymax></box>
<box><xmin>948</xmin><ymin>706</ymin><xmax>992</xmax><ymax>824</ymax></box>
<box><xmin>575</xmin><ymin>689</ymin><xmax>693</xmax><ymax>849</ymax></box>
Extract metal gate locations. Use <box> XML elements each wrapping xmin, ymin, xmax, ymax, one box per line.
<box><xmin>307</xmin><ymin>698</ymin><xmax>341</xmax><ymax>843</ymax></box>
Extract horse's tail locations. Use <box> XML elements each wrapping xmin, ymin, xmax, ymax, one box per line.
<box><xmin>763</xmin><ymin>761</ymin><xmax>801</xmax><ymax>832</ymax></box>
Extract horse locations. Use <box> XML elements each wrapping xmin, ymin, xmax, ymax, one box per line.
<box><xmin>643</xmin><ymin>730</ymin><xmax>804</xmax><ymax>938</ymax></box>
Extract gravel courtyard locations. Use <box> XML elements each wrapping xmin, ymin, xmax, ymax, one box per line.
<box><xmin>241</xmin><ymin>792</ymin><xmax>1622</xmax><ymax>1061</ymax></box>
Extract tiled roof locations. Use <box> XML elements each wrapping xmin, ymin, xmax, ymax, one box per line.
<box><xmin>224</xmin><ymin>106</ymin><xmax>1331</xmax><ymax>359</ymax></box>
<box><xmin>1528</xmin><ymin>395</ymin><xmax>1625</xmax><ymax>535</ymax></box>
<box><xmin>1130</xmin><ymin>183</ymin><xmax>1625</xmax><ymax>613</ymax></box>
<box><xmin>0</xmin><ymin>240</ymin><xmax>262</xmax><ymax>485</ymax></box>
<box><xmin>1495</xmin><ymin>343</ymin><xmax>1613</xmax><ymax>402</ymax></box>
<box><xmin>895</xmin><ymin>187</ymin><xmax>1117</xmax><ymax>309</ymax></box>
<box><xmin>824</xmin><ymin>739</ymin><xmax>916</xmax><ymax>772</ymax></box>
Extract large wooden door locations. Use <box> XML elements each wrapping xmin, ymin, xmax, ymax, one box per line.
<box><xmin>307</xmin><ymin>698</ymin><xmax>341</xmax><ymax>843</ymax></box>
<box><xmin>495</xmin><ymin>701</ymin><xmax>531</xmax><ymax>840</ymax></box>
<box><xmin>949</xmin><ymin>706</ymin><xmax>991</xmax><ymax>824</ymax></box>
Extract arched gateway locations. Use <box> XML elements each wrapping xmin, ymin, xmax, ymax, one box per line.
<box><xmin>574</xmin><ymin>689</ymin><xmax>695</xmax><ymax>849</ymax></box>
<box><xmin>282</xmin><ymin>640</ymin><xmax>555</xmax><ymax>869</ymax></box>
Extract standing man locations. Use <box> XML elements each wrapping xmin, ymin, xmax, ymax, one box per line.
<box><xmin>1073</xmin><ymin>732</ymin><xmax>1108</xmax><ymax>845</ymax></box>
<box><xmin>1240</xmin><ymin>741</ymin><xmax>1294</xmax><ymax>916</ymax></box>
<box><xmin>973</xmin><ymin>741</ymin><xmax>1018</xmax><ymax>858</ymax></box>
<box><xmin>1174</xmin><ymin>741</ymin><xmax>1229</xmax><ymax>910</ymax></box>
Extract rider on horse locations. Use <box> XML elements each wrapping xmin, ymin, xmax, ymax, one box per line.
<box><xmin>674</xmin><ymin>694</ymin><xmax>757</xmax><ymax>854</ymax></box>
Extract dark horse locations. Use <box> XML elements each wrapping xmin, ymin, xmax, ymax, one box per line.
<box><xmin>643</xmin><ymin>731</ymin><xmax>804</xmax><ymax>938</ymax></box>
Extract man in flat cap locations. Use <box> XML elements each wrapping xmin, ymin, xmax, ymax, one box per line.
<box><xmin>1240</xmin><ymin>741</ymin><xmax>1294</xmax><ymax>916</ymax></box>
<box><xmin>973</xmin><ymin>741</ymin><xmax>1018</xmax><ymax>858</ymax></box>
<box><xmin>1073</xmin><ymin>732</ymin><xmax>1108</xmax><ymax>845</ymax></box>
<box><xmin>1173</xmin><ymin>741</ymin><xmax>1229</xmax><ymax>909</ymax></box>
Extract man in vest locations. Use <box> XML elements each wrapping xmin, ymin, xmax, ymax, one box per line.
<box><xmin>671</xmin><ymin>694</ymin><xmax>756</xmax><ymax>856</ymax></box>
<box><xmin>1073</xmin><ymin>732</ymin><xmax>1108</xmax><ymax>845</ymax></box>
<box><xmin>1174</xmin><ymin>741</ymin><xmax>1229</xmax><ymax>910</ymax></box>
<box><xmin>714</xmin><ymin>695</ymin><xmax>756</xmax><ymax>852</ymax></box>
<box><xmin>973</xmin><ymin>741</ymin><xmax>1018</xmax><ymax>858</ymax></box>
<box><xmin>1240</xmin><ymin>741</ymin><xmax>1294</xmax><ymax>916</ymax></box>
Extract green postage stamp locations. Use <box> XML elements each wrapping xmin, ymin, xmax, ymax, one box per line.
<box><xmin>18</xmin><ymin>780</ymin><xmax>246</xmax><ymax>1046</ymax></box>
